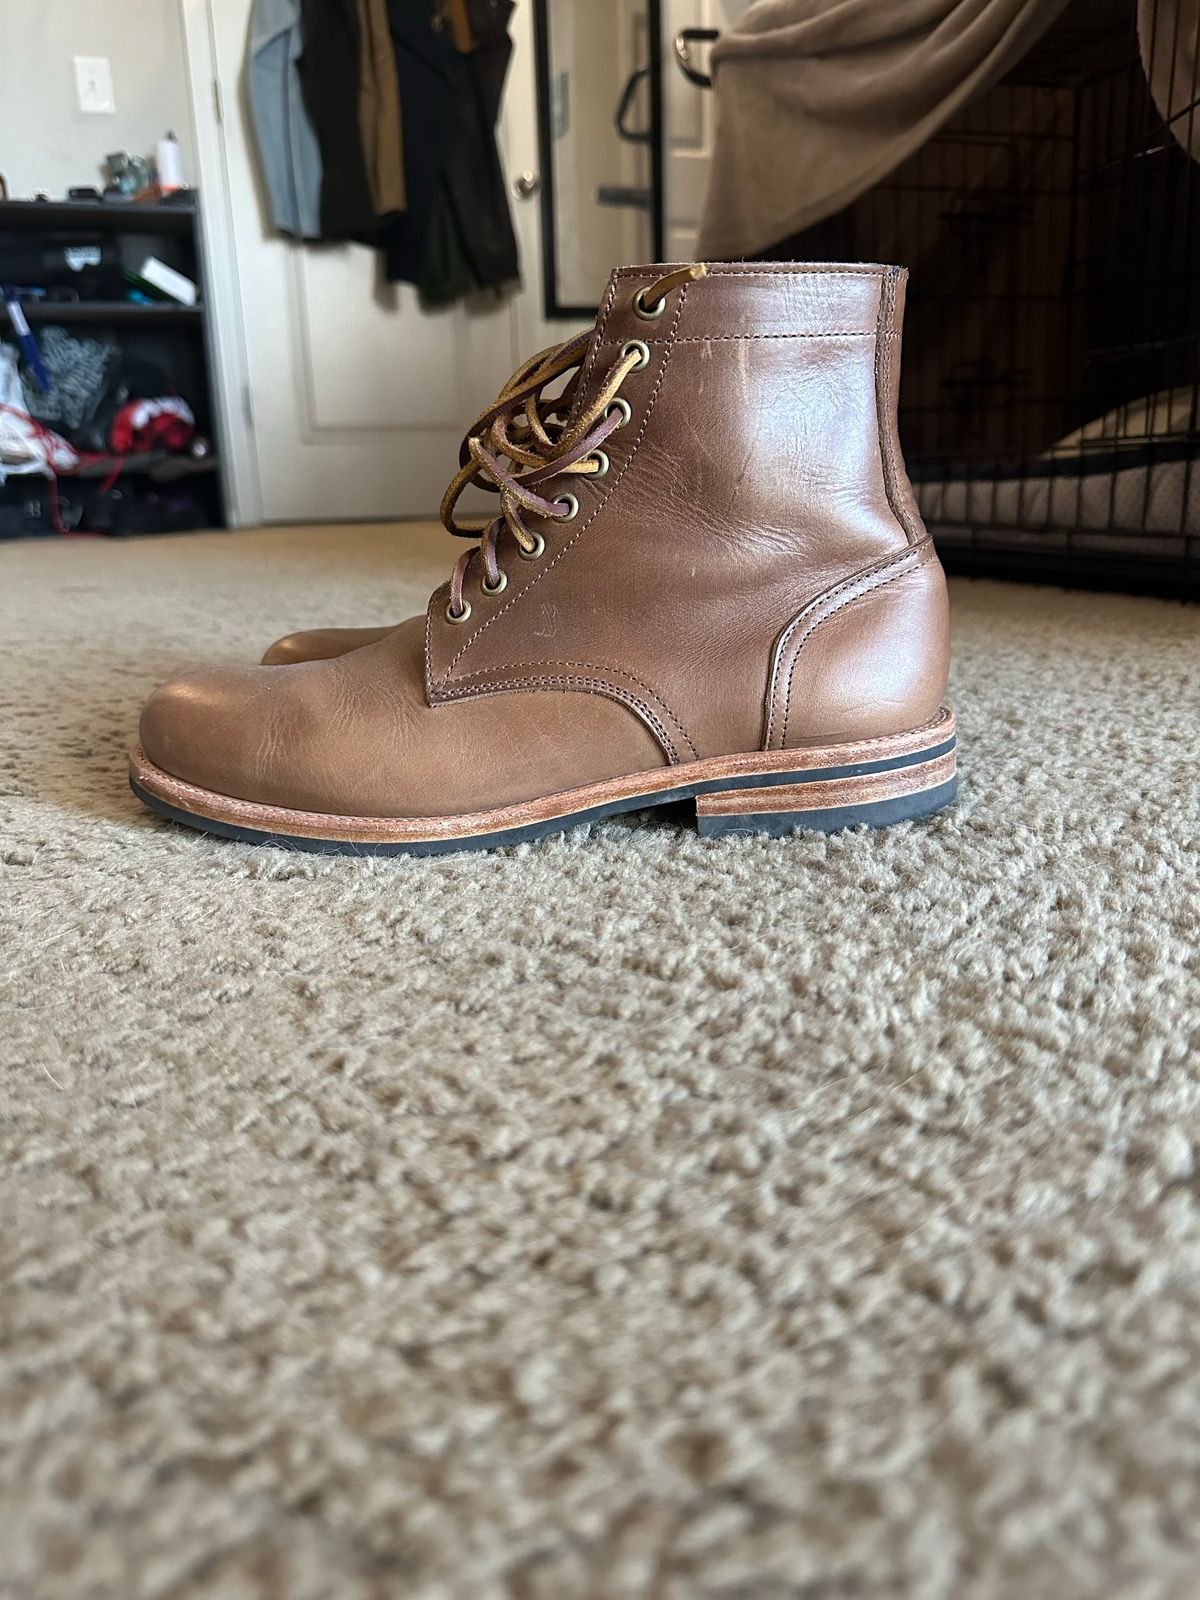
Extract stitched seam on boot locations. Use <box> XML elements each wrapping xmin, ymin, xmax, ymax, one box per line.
<box><xmin>609</xmin><ymin>266</ymin><xmax>889</xmax><ymax>281</ymax></box>
<box><xmin>572</xmin><ymin>270</ymin><xmax>623</xmax><ymax>425</ymax></box>
<box><xmin>764</xmin><ymin>539</ymin><xmax>930</xmax><ymax>749</ymax></box>
<box><xmin>765</xmin><ymin>541</ymin><xmax>926</xmax><ymax>744</ymax></box>
<box><xmin>594</xmin><ymin>333</ymin><xmax>874</xmax><ymax>347</ymax></box>
<box><xmin>437</xmin><ymin>677</ymin><xmax>682</xmax><ymax>764</ymax></box>
<box><xmin>875</xmin><ymin>270</ymin><xmax>922</xmax><ymax>547</ymax></box>
<box><xmin>675</xmin><ymin>332</ymin><xmax>872</xmax><ymax>342</ymax></box>
<box><xmin>433</xmin><ymin>280</ymin><xmax>691</xmax><ymax>692</ymax></box>
<box><xmin>778</xmin><ymin>546</ymin><xmax>939</xmax><ymax>749</ymax></box>
<box><xmin>444</xmin><ymin>659</ymin><xmax>699</xmax><ymax>761</ymax></box>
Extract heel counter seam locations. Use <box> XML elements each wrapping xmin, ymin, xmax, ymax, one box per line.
<box><xmin>875</xmin><ymin>268</ymin><xmax>923</xmax><ymax>547</ymax></box>
<box><xmin>765</xmin><ymin>540</ymin><xmax>940</xmax><ymax>751</ymax></box>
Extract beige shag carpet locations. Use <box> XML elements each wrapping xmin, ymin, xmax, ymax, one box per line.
<box><xmin>2</xmin><ymin>522</ymin><xmax>1199</xmax><ymax>1600</ymax></box>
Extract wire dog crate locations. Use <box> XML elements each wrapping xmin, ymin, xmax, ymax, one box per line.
<box><xmin>788</xmin><ymin>0</ymin><xmax>1200</xmax><ymax>595</ymax></box>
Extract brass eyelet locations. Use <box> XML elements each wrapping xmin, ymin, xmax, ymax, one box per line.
<box><xmin>519</xmin><ymin>532</ymin><xmax>546</xmax><ymax>561</ymax></box>
<box><xmin>607</xmin><ymin>397</ymin><xmax>632</xmax><ymax>429</ymax></box>
<box><xmin>480</xmin><ymin>570</ymin><xmax>508</xmax><ymax>596</ymax></box>
<box><xmin>589</xmin><ymin>448</ymin><xmax>610</xmax><ymax>478</ymax></box>
<box><xmin>552</xmin><ymin>492</ymin><xmax>579</xmax><ymax>522</ymax></box>
<box><xmin>633</xmin><ymin>287</ymin><xmax>667</xmax><ymax>320</ymax></box>
<box><xmin>445</xmin><ymin>599</ymin><xmax>472</xmax><ymax>624</ymax></box>
<box><xmin>621</xmin><ymin>338</ymin><xmax>651</xmax><ymax>371</ymax></box>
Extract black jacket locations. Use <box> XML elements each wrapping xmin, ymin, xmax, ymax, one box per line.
<box><xmin>298</xmin><ymin>0</ymin><xmax>379</xmax><ymax>241</ymax></box>
<box><xmin>383</xmin><ymin>0</ymin><xmax>517</xmax><ymax>292</ymax></box>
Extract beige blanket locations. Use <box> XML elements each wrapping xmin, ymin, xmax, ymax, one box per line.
<box><xmin>697</xmin><ymin>0</ymin><xmax>1073</xmax><ymax>257</ymax></box>
<box><xmin>1141</xmin><ymin>0</ymin><xmax>1200</xmax><ymax>159</ymax></box>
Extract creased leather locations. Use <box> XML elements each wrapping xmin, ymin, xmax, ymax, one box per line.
<box><xmin>143</xmin><ymin>618</ymin><xmax>666</xmax><ymax>817</ymax></box>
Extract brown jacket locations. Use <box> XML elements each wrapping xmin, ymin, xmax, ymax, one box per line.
<box><xmin>357</xmin><ymin>0</ymin><xmax>405</xmax><ymax>217</ymax></box>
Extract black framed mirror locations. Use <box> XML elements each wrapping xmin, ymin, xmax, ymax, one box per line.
<box><xmin>532</xmin><ymin>0</ymin><xmax>665</xmax><ymax>318</ymax></box>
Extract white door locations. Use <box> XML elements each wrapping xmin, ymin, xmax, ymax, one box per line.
<box><xmin>185</xmin><ymin>0</ymin><xmax>550</xmax><ymax>525</ymax></box>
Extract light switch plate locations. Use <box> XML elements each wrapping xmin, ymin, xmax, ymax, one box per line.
<box><xmin>74</xmin><ymin>56</ymin><xmax>115</xmax><ymax>115</ymax></box>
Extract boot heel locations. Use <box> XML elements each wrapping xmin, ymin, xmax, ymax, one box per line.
<box><xmin>695</xmin><ymin>745</ymin><xmax>957</xmax><ymax>839</ymax></box>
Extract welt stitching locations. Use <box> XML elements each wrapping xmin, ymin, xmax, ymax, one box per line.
<box><xmin>764</xmin><ymin>540</ymin><xmax>926</xmax><ymax>747</ymax></box>
<box><xmin>438</xmin><ymin>676</ymin><xmax>680</xmax><ymax>764</ymax></box>
<box><xmin>779</xmin><ymin>548</ymin><xmax>937</xmax><ymax>748</ymax></box>
<box><xmin>438</xmin><ymin>278</ymin><xmax>691</xmax><ymax>681</ymax></box>
<box><xmin>447</xmin><ymin>659</ymin><xmax>699</xmax><ymax>758</ymax></box>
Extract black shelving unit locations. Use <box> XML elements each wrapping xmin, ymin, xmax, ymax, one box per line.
<box><xmin>0</xmin><ymin>198</ymin><xmax>199</xmax><ymax>236</ymax></box>
<box><xmin>0</xmin><ymin>196</ymin><xmax>224</xmax><ymax>537</ymax></box>
<box><xmin>21</xmin><ymin>300</ymin><xmax>204</xmax><ymax>327</ymax></box>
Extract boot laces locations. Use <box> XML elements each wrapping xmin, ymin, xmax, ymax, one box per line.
<box><xmin>441</xmin><ymin>265</ymin><xmax>706</xmax><ymax>621</ymax></box>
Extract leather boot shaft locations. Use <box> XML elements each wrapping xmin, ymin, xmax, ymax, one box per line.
<box><xmin>425</xmin><ymin>262</ymin><xmax>949</xmax><ymax>760</ymax></box>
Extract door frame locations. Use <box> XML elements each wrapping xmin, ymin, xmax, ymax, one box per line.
<box><xmin>177</xmin><ymin>0</ymin><xmax>263</xmax><ymax>527</ymax></box>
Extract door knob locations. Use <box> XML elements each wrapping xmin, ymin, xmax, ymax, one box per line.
<box><xmin>513</xmin><ymin>170</ymin><xmax>541</xmax><ymax>198</ymax></box>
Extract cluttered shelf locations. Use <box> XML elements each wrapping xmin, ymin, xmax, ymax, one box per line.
<box><xmin>1</xmin><ymin>187</ymin><xmax>223</xmax><ymax>536</ymax></box>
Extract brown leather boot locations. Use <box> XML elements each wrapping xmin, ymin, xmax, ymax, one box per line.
<box><xmin>132</xmin><ymin>261</ymin><xmax>954</xmax><ymax>854</ymax></box>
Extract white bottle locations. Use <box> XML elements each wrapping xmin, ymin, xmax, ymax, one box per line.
<box><xmin>157</xmin><ymin>130</ymin><xmax>185</xmax><ymax>193</ymax></box>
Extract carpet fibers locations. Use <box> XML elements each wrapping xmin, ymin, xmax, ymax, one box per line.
<box><xmin>2</xmin><ymin>523</ymin><xmax>1199</xmax><ymax>1600</ymax></box>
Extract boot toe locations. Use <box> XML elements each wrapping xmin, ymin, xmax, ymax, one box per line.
<box><xmin>260</xmin><ymin>631</ymin><xmax>312</xmax><ymax>665</ymax></box>
<box><xmin>260</xmin><ymin>625</ymin><xmax>393</xmax><ymax>665</ymax></box>
<box><xmin>138</xmin><ymin>658</ymin><xmax>364</xmax><ymax>813</ymax></box>
<box><xmin>139</xmin><ymin>667</ymin><xmax>257</xmax><ymax>798</ymax></box>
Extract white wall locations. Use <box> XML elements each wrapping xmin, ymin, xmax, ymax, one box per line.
<box><xmin>0</xmin><ymin>2</ymin><xmax>192</xmax><ymax>199</ymax></box>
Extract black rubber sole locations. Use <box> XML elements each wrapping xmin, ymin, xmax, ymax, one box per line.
<box><xmin>130</xmin><ymin>734</ymin><xmax>957</xmax><ymax>858</ymax></box>
<box><xmin>695</xmin><ymin>776</ymin><xmax>958</xmax><ymax>839</ymax></box>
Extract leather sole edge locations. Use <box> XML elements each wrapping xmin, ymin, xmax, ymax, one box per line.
<box><xmin>128</xmin><ymin>710</ymin><xmax>956</xmax><ymax>857</ymax></box>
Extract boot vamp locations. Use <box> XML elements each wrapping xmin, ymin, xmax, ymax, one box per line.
<box><xmin>140</xmin><ymin>616</ymin><xmax>667</xmax><ymax>818</ymax></box>
<box><xmin>260</xmin><ymin>624</ymin><xmax>395</xmax><ymax>665</ymax></box>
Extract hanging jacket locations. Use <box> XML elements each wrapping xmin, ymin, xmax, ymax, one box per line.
<box><xmin>382</xmin><ymin>0</ymin><xmax>459</xmax><ymax>286</ymax></box>
<box><xmin>441</xmin><ymin>0</ymin><xmax>518</xmax><ymax>292</ymax></box>
<box><xmin>246</xmin><ymin>0</ymin><xmax>323</xmax><ymax>239</ymax></box>
<box><xmin>383</xmin><ymin>0</ymin><xmax>518</xmax><ymax>294</ymax></box>
<box><xmin>356</xmin><ymin>0</ymin><xmax>406</xmax><ymax>217</ymax></box>
<box><xmin>297</xmin><ymin>0</ymin><xmax>379</xmax><ymax>240</ymax></box>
